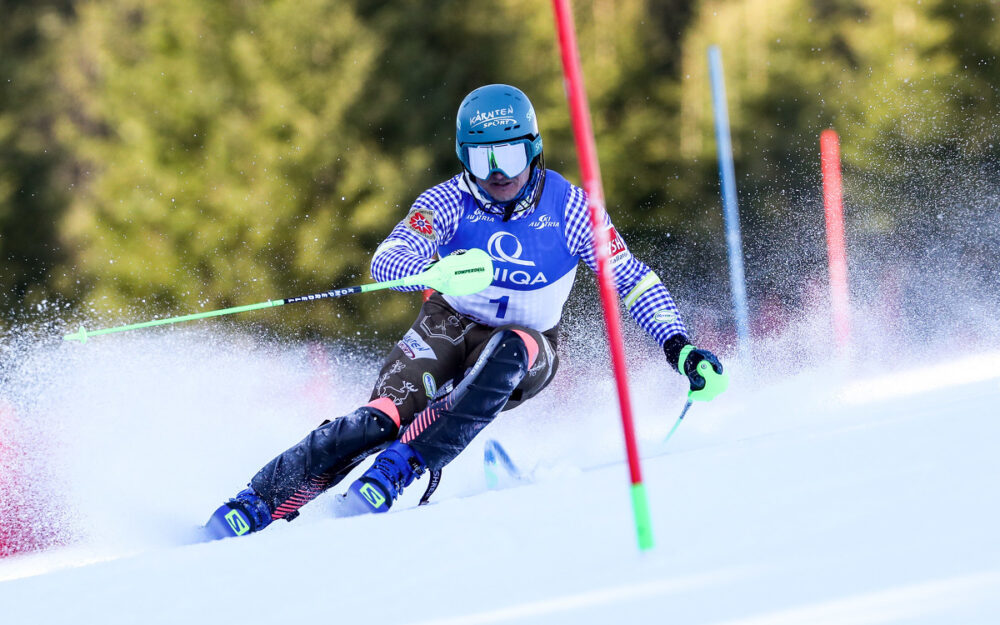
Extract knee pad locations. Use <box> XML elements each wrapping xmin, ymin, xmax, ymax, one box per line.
<box><xmin>403</xmin><ymin>329</ymin><xmax>531</xmax><ymax>470</ymax></box>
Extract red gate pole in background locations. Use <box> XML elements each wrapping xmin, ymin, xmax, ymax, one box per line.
<box><xmin>0</xmin><ymin>400</ymin><xmax>29</xmax><ymax>557</ymax></box>
<box><xmin>1</xmin><ymin>400</ymin><xmax>15</xmax><ymax>556</ymax></box>
<box><xmin>820</xmin><ymin>130</ymin><xmax>852</xmax><ymax>356</ymax></box>
<box><xmin>552</xmin><ymin>0</ymin><xmax>653</xmax><ymax>551</ymax></box>
<box><xmin>0</xmin><ymin>400</ymin><xmax>68</xmax><ymax>557</ymax></box>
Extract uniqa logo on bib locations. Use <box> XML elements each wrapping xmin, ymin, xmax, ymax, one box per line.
<box><xmin>486</xmin><ymin>232</ymin><xmax>548</xmax><ymax>286</ymax></box>
<box><xmin>487</xmin><ymin>232</ymin><xmax>535</xmax><ymax>266</ymax></box>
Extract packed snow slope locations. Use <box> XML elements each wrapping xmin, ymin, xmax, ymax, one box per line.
<box><xmin>0</xmin><ymin>327</ymin><xmax>998</xmax><ymax>624</ymax></box>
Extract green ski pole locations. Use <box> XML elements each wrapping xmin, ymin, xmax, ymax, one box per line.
<box><xmin>662</xmin><ymin>399</ymin><xmax>693</xmax><ymax>445</ymax></box>
<box><xmin>64</xmin><ymin>249</ymin><xmax>494</xmax><ymax>343</ymax></box>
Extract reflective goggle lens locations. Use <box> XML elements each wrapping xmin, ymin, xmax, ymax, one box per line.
<box><xmin>466</xmin><ymin>142</ymin><xmax>530</xmax><ymax>179</ymax></box>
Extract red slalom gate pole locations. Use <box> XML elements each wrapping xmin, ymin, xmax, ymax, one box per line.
<box><xmin>0</xmin><ymin>401</ymin><xmax>17</xmax><ymax>557</ymax></box>
<box><xmin>0</xmin><ymin>401</ymin><xmax>34</xmax><ymax>558</ymax></box>
<box><xmin>820</xmin><ymin>130</ymin><xmax>852</xmax><ymax>356</ymax></box>
<box><xmin>552</xmin><ymin>0</ymin><xmax>653</xmax><ymax>551</ymax></box>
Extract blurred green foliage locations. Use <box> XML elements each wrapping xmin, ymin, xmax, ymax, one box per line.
<box><xmin>0</xmin><ymin>1</ymin><xmax>73</xmax><ymax>314</ymax></box>
<box><xmin>1</xmin><ymin>0</ymin><xmax>998</xmax><ymax>340</ymax></box>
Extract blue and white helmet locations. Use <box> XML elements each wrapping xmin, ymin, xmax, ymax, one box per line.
<box><xmin>455</xmin><ymin>84</ymin><xmax>543</xmax><ymax>180</ymax></box>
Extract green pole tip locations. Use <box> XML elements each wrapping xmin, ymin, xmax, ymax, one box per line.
<box><xmin>630</xmin><ymin>482</ymin><xmax>655</xmax><ymax>551</ymax></box>
<box><xmin>64</xmin><ymin>325</ymin><xmax>88</xmax><ymax>343</ymax></box>
<box><xmin>638</xmin><ymin>527</ymin><xmax>655</xmax><ymax>551</ymax></box>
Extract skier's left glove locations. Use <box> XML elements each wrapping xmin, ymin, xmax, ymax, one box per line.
<box><xmin>663</xmin><ymin>335</ymin><xmax>729</xmax><ymax>401</ymax></box>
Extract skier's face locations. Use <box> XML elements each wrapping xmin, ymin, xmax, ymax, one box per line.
<box><xmin>475</xmin><ymin>168</ymin><xmax>531</xmax><ymax>202</ymax></box>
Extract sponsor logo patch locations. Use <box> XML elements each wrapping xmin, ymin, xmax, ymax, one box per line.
<box><xmin>485</xmin><ymin>232</ymin><xmax>550</xmax><ymax>286</ymax></box>
<box><xmin>607</xmin><ymin>227</ymin><xmax>631</xmax><ymax>266</ymax></box>
<box><xmin>398</xmin><ymin>329</ymin><xmax>436</xmax><ymax>361</ymax></box>
<box><xmin>493</xmin><ymin>267</ymin><xmax>548</xmax><ymax>286</ymax></box>
<box><xmin>487</xmin><ymin>232</ymin><xmax>535</xmax><ymax>266</ymax></box>
<box><xmin>652</xmin><ymin>309</ymin><xmax>677</xmax><ymax>324</ymax></box>
<box><xmin>529</xmin><ymin>214</ymin><xmax>560</xmax><ymax>230</ymax></box>
<box><xmin>406</xmin><ymin>209</ymin><xmax>435</xmax><ymax>239</ymax></box>
<box><xmin>470</xmin><ymin>107</ymin><xmax>516</xmax><ymax>130</ymax></box>
<box><xmin>465</xmin><ymin>212</ymin><xmax>496</xmax><ymax>224</ymax></box>
<box><xmin>422</xmin><ymin>372</ymin><xmax>437</xmax><ymax>398</ymax></box>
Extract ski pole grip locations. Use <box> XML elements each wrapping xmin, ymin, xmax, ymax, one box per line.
<box><xmin>679</xmin><ymin>345</ymin><xmax>729</xmax><ymax>402</ymax></box>
<box><xmin>690</xmin><ymin>360</ymin><xmax>729</xmax><ymax>401</ymax></box>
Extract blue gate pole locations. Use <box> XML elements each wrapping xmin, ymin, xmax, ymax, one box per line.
<box><xmin>708</xmin><ymin>45</ymin><xmax>751</xmax><ymax>363</ymax></box>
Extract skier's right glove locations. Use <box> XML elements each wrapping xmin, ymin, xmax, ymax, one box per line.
<box><xmin>663</xmin><ymin>335</ymin><xmax>729</xmax><ymax>401</ymax></box>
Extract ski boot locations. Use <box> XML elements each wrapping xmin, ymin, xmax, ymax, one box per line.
<box><xmin>339</xmin><ymin>441</ymin><xmax>426</xmax><ymax>516</ymax></box>
<box><xmin>204</xmin><ymin>487</ymin><xmax>273</xmax><ymax>540</ymax></box>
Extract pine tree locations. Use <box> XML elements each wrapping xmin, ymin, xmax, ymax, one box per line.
<box><xmin>0</xmin><ymin>1</ymin><xmax>73</xmax><ymax>322</ymax></box>
<box><xmin>54</xmin><ymin>0</ymin><xmax>409</xmax><ymax>336</ymax></box>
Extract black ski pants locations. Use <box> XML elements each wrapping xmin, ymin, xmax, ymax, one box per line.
<box><xmin>248</xmin><ymin>292</ymin><xmax>558</xmax><ymax>520</ymax></box>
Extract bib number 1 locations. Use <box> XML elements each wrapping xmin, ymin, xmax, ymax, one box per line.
<box><xmin>489</xmin><ymin>295</ymin><xmax>509</xmax><ymax>319</ymax></box>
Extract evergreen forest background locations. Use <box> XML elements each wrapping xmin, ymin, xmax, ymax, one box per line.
<box><xmin>3</xmin><ymin>0</ymin><xmax>999</xmax><ymax>358</ymax></box>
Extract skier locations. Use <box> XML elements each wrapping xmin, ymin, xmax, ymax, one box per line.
<box><xmin>206</xmin><ymin>84</ymin><xmax>727</xmax><ymax>539</ymax></box>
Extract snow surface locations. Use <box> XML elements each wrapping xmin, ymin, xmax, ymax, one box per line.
<box><xmin>1</xmin><ymin>326</ymin><xmax>998</xmax><ymax>624</ymax></box>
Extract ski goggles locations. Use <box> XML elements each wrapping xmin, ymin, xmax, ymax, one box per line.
<box><xmin>464</xmin><ymin>140</ymin><xmax>532</xmax><ymax>180</ymax></box>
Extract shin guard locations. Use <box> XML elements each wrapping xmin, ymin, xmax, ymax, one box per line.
<box><xmin>402</xmin><ymin>330</ymin><xmax>531</xmax><ymax>471</ymax></box>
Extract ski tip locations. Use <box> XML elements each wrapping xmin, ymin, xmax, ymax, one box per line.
<box><xmin>483</xmin><ymin>439</ymin><xmax>523</xmax><ymax>489</ymax></box>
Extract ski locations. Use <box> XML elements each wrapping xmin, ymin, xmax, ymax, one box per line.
<box><xmin>483</xmin><ymin>439</ymin><xmax>526</xmax><ymax>489</ymax></box>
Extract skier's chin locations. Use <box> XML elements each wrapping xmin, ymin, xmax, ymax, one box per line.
<box><xmin>477</xmin><ymin>172</ymin><xmax>528</xmax><ymax>202</ymax></box>
<box><xmin>485</xmin><ymin>183</ymin><xmax>520</xmax><ymax>202</ymax></box>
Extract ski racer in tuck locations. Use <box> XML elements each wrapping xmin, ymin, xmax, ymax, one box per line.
<box><xmin>206</xmin><ymin>84</ymin><xmax>728</xmax><ymax>538</ymax></box>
